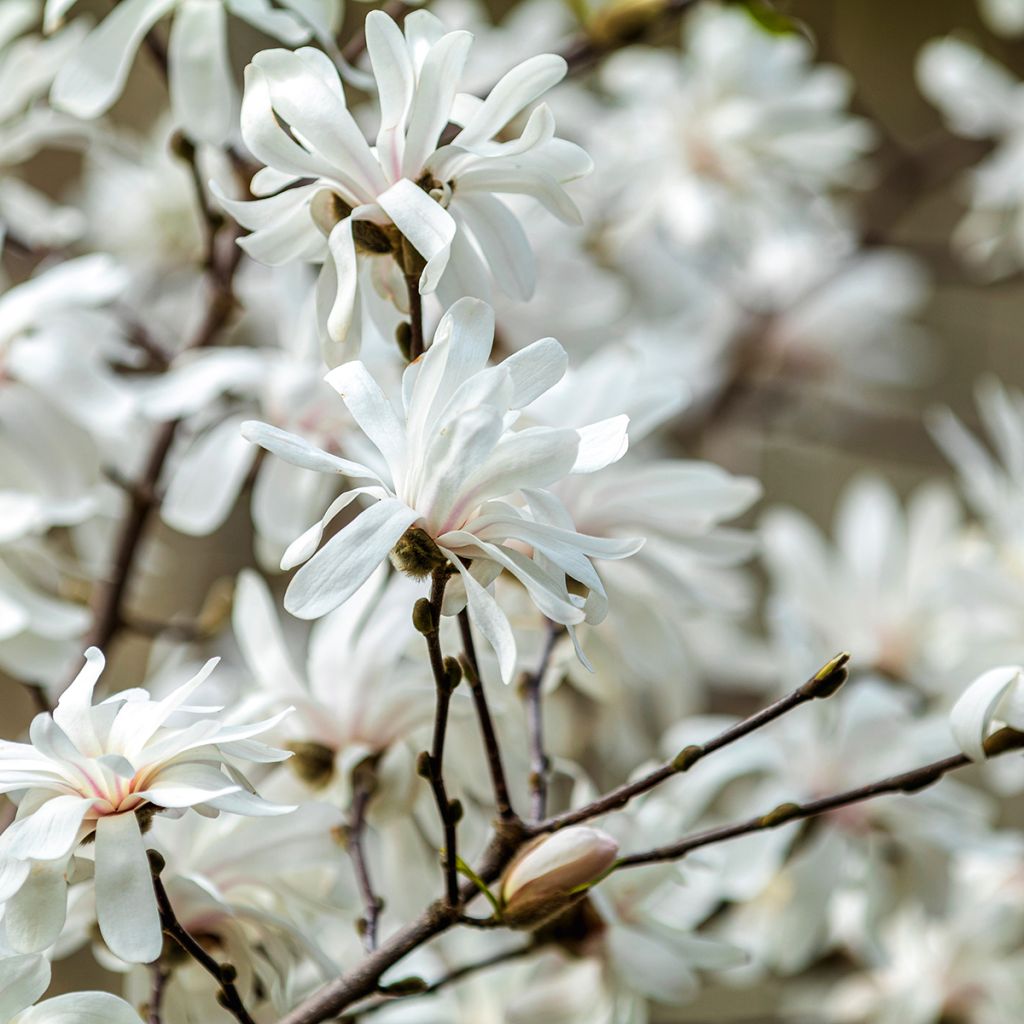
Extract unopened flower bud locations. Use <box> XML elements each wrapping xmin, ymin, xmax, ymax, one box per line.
<box><xmin>412</xmin><ymin>597</ymin><xmax>435</xmax><ymax>635</ymax></box>
<box><xmin>500</xmin><ymin>827</ymin><xmax>619</xmax><ymax>930</ymax></box>
<box><xmin>287</xmin><ymin>741</ymin><xmax>336</xmax><ymax>788</ymax></box>
<box><xmin>443</xmin><ymin>655</ymin><xmax>462</xmax><ymax>692</ymax></box>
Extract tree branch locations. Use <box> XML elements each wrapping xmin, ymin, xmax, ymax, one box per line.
<box><xmin>147</xmin><ymin>962</ymin><xmax>168</xmax><ymax>1024</ymax></box>
<box><xmin>148</xmin><ymin>852</ymin><xmax>257</xmax><ymax>1024</ymax></box>
<box><xmin>613</xmin><ymin>727</ymin><xmax>1024</xmax><ymax>871</ymax></box>
<box><xmin>532</xmin><ymin>652</ymin><xmax>850</xmax><ymax>836</ymax></box>
<box><xmin>347</xmin><ymin>760</ymin><xmax>384</xmax><ymax>952</ymax></box>
<box><xmin>457</xmin><ymin>610</ymin><xmax>516</xmax><ymax>821</ymax></box>
<box><xmin>404</xmin><ymin>272</ymin><xmax>425</xmax><ymax>361</ymax></box>
<box><xmin>418</xmin><ymin>569</ymin><xmax>460</xmax><ymax>907</ymax></box>
<box><xmin>520</xmin><ymin>620</ymin><xmax>562</xmax><ymax>821</ymax></box>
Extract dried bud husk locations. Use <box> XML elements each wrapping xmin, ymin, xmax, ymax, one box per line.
<box><xmin>287</xmin><ymin>741</ymin><xmax>336</xmax><ymax>788</ymax></box>
<box><xmin>500</xmin><ymin>827</ymin><xmax>619</xmax><ymax>930</ymax></box>
<box><xmin>352</xmin><ymin>218</ymin><xmax>396</xmax><ymax>254</ymax></box>
<box><xmin>390</xmin><ymin>527</ymin><xmax>448</xmax><ymax>579</ymax></box>
<box><xmin>416</xmin><ymin>751</ymin><xmax>433</xmax><ymax>779</ymax></box>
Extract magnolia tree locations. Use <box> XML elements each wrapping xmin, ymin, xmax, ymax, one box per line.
<box><xmin>4</xmin><ymin>0</ymin><xmax>1024</xmax><ymax>1021</ymax></box>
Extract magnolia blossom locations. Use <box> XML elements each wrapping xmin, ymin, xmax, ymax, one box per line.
<box><xmin>917</xmin><ymin>36</ymin><xmax>1024</xmax><ymax>276</ymax></box>
<box><xmin>590</xmin><ymin>3</ymin><xmax>873</xmax><ymax>253</ymax></box>
<box><xmin>242</xmin><ymin>297</ymin><xmax>640</xmax><ymax>680</ymax></box>
<box><xmin>950</xmin><ymin>665</ymin><xmax>1024</xmax><ymax>761</ymax></box>
<box><xmin>216</xmin><ymin>9</ymin><xmax>591</xmax><ymax>360</ymax></box>
<box><xmin>0</xmin><ymin>952</ymin><xmax>141</xmax><ymax>1023</ymax></box>
<box><xmin>47</xmin><ymin>0</ymin><xmax>340</xmax><ymax>144</ymax></box>
<box><xmin>0</xmin><ymin>648</ymin><xmax>292</xmax><ymax>962</ymax></box>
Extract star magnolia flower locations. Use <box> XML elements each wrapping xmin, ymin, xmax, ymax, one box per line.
<box><xmin>47</xmin><ymin>0</ymin><xmax>340</xmax><ymax>144</ymax></box>
<box><xmin>242</xmin><ymin>297</ymin><xmax>641</xmax><ymax>682</ymax></box>
<box><xmin>0</xmin><ymin>648</ymin><xmax>293</xmax><ymax>963</ymax></box>
<box><xmin>216</xmin><ymin>9</ymin><xmax>591</xmax><ymax>361</ymax></box>
<box><xmin>950</xmin><ymin>665</ymin><xmax>1024</xmax><ymax>762</ymax></box>
<box><xmin>1</xmin><ymin>952</ymin><xmax>141</xmax><ymax>1023</ymax></box>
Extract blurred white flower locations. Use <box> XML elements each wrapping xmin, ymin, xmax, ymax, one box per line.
<box><xmin>243</xmin><ymin>297</ymin><xmax>640</xmax><ymax>681</ymax></box>
<box><xmin>217</xmin><ymin>9</ymin><xmax>590</xmax><ymax>360</ymax></box>
<box><xmin>950</xmin><ymin>665</ymin><xmax>1024</xmax><ymax>761</ymax></box>
<box><xmin>917</xmin><ymin>36</ymin><xmax>1024</xmax><ymax>277</ymax></box>
<box><xmin>0</xmin><ymin>951</ymin><xmax>141</xmax><ymax>1023</ymax></box>
<box><xmin>591</xmin><ymin>3</ymin><xmax>873</xmax><ymax>254</ymax></box>
<box><xmin>47</xmin><ymin>0</ymin><xmax>340</xmax><ymax>144</ymax></box>
<box><xmin>0</xmin><ymin>648</ymin><xmax>292</xmax><ymax>962</ymax></box>
<box><xmin>979</xmin><ymin>0</ymin><xmax>1024</xmax><ymax>37</ymax></box>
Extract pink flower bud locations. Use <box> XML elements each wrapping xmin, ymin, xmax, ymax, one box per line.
<box><xmin>500</xmin><ymin>827</ymin><xmax>619</xmax><ymax>929</ymax></box>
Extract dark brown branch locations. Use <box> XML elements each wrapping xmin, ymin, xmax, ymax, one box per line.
<box><xmin>418</xmin><ymin>569</ymin><xmax>460</xmax><ymax>907</ymax></box>
<box><xmin>614</xmin><ymin>727</ymin><xmax>1024</xmax><ymax>871</ymax></box>
<box><xmin>147</xmin><ymin>963</ymin><xmax>168</xmax><ymax>1024</ymax></box>
<box><xmin>519</xmin><ymin>621</ymin><xmax>562</xmax><ymax>820</ymax></box>
<box><xmin>532</xmin><ymin>652</ymin><xmax>850</xmax><ymax>836</ymax></box>
<box><xmin>404</xmin><ymin>273</ymin><xmax>425</xmax><ymax>361</ymax></box>
<box><xmin>148</xmin><ymin>851</ymin><xmax>257</xmax><ymax>1024</ymax></box>
<box><xmin>347</xmin><ymin>760</ymin><xmax>384</xmax><ymax>952</ymax></box>
<box><xmin>341</xmin><ymin>0</ymin><xmax>413</xmax><ymax>61</ymax></box>
<box><xmin>457</xmin><ymin>611</ymin><xmax>516</xmax><ymax>821</ymax></box>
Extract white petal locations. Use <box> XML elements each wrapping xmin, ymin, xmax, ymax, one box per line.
<box><xmin>168</xmin><ymin>0</ymin><xmax>235</xmax><ymax>144</ymax></box>
<box><xmin>573</xmin><ymin>415</ymin><xmax>630</xmax><ymax>474</ymax></box>
<box><xmin>453</xmin><ymin>192</ymin><xmax>534</xmax><ymax>300</ymax></box>
<box><xmin>162</xmin><ymin>414</ymin><xmax>257</xmax><ymax>536</ymax></box>
<box><xmin>0</xmin><ymin>953</ymin><xmax>50</xmax><ymax>1021</ymax></box>
<box><xmin>232</xmin><ymin>569</ymin><xmax>305</xmax><ymax>693</ymax></box>
<box><xmin>280</xmin><ymin>486</ymin><xmax>389</xmax><ymax>571</ymax></box>
<box><xmin>94</xmin><ymin>812</ymin><xmax>162</xmax><ymax>963</ymax></box>
<box><xmin>950</xmin><ymin>666</ymin><xmax>1022</xmax><ymax>761</ymax></box>
<box><xmin>49</xmin><ymin>0</ymin><xmax>176</xmax><ymax>118</ymax></box>
<box><xmin>376</xmin><ymin>178</ymin><xmax>456</xmax><ymax>293</ymax></box>
<box><xmin>325</xmin><ymin>216</ymin><xmax>359</xmax><ymax>344</ymax></box>
<box><xmin>17</xmin><ymin>992</ymin><xmax>145</xmax><ymax>1024</ymax></box>
<box><xmin>52</xmin><ymin>647</ymin><xmax>105</xmax><ymax>756</ymax></box>
<box><xmin>325</xmin><ymin>361</ymin><xmax>407</xmax><ymax>481</ymax></box>
<box><xmin>444</xmin><ymin>550</ymin><xmax>516</xmax><ymax>683</ymax></box>
<box><xmin>4</xmin><ymin>858</ymin><xmax>69</xmax><ymax>953</ymax></box>
<box><xmin>366</xmin><ymin>10</ymin><xmax>414</xmax><ymax>180</ymax></box>
<box><xmin>284</xmin><ymin>499</ymin><xmax>419</xmax><ymax>619</ymax></box>
<box><xmin>241</xmin><ymin>420</ymin><xmax>381</xmax><ymax>480</ymax></box>
<box><xmin>4</xmin><ymin>795</ymin><xmax>91</xmax><ymax>860</ymax></box>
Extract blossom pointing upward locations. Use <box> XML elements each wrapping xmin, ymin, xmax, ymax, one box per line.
<box><xmin>0</xmin><ymin>648</ymin><xmax>293</xmax><ymax>963</ymax></box>
<box><xmin>217</xmin><ymin>10</ymin><xmax>591</xmax><ymax>360</ymax></box>
<box><xmin>242</xmin><ymin>297</ymin><xmax>641</xmax><ymax>681</ymax></box>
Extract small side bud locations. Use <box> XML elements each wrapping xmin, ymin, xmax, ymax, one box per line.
<box><xmin>898</xmin><ymin>769</ymin><xmax>943</xmax><ymax>794</ymax></box>
<box><xmin>443</xmin><ymin>656</ymin><xmax>463</xmax><ymax>692</ymax></box>
<box><xmin>220</xmin><ymin>965</ymin><xmax>237</xmax><ymax>983</ymax></box>
<box><xmin>391</xmin><ymin>527</ymin><xmax>448</xmax><ymax>580</ymax></box>
<box><xmin>799</xmin><ymin>652</ymin><xmax>850</xmax><ymax>699</ymax></box>
<box><xmin>146</xmin><ymin>849</ymin><xmax>166</xmax><ymax>875</ymax></box>
<box><xmin>500</xmin><ymin>827</ymin><xmax>619</xmax><ymax>931</ymax></box>
<box><xmin>416</xmin><ymin>751</ymin><xmax>433</xmax><ymax>779</ymax></box>
<box><xmin>379</xmin><ymin>976</ymin><xmax>429</xmax><ymax>996</ymax></box>
<box><xmin>169</xmin><ymin>130</ymin><xmax>195</xmax><ymax>162</ymax></box>
<box><xmin>412</xmin><ymin>597</ymin><xmax>435</xmax><ymax>635</ymax></box>
<box><xmin>759</xmin><ymin>802</ymin><xmax>802</xmax><ymax>828</ymax></box>
<box><xmin>449</xmin><ymin>798</ymin><xmax>464</xmax><ymax>823</ymax></box>
<box><xmin>672</xmin><ymin>745</ymin><xmax>703</xmax><ymax>772</ymax></box>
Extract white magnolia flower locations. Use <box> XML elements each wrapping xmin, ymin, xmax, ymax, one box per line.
<box><xmin>242</xmin><ymin>297</ymin><xmax>641</xmax><ymax>681</ymax></box>
<box><xmin>0</xmin><ymin>648</ymin><xmax>292</xmax><ymax>962</ymax></box>
<box><xmin>0</xmin><ymin>951</ymin><xmax>141</xmax><ymax>1023</ymax></box>
<box><xmin>47</xmin><ymin>0</ymin><xmax>341</xmax><ymax>144</ymax></box>
<box><xmin>0</xmin><ymin>0</ymin><xmax>90</xmax><ymax>256</ymax></box>
<box><xmin>590</xmin><ymin>3</ymin><xmax>873</xmax><ymax>253</ymax></box>
<box><xmin>950</xmin><ymin>665</ymin><xmax>1024</xmax><ymax>761</ymax></box>
<box><xmin>917</xmin><ymin>36</ymin><xmax>1024</xmax><ymax>276</ymax></box>
<box><xmin>217</xmin><ymin>9</ymin><xmax>591</xmax><ymax>360</ymax></box>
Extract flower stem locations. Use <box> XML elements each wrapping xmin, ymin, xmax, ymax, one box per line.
<box><xmin>148</xmin><ymin>851</ymin><xmax>257</xmax><ymax>1024</ymax></box>
<box><xmin>348</xmin><ymin>760</ymin><xmax>384</xmax><ymax>952</ymax></box>
<box><xmin>405</xmin><ymin>273</ymin><xmax>425</xmax><ymax>361</ymax></box>
<box><xmin>521</xmin><ymin>621</ymin><xmax>563</xmax><ymax>821</ymax></box>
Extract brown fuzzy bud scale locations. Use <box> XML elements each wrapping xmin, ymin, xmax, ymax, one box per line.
<box><xmin>390</xmin><ymin>527</ymin><xmax>448</xmax><ymax>579</ymax></box>
<box><xmin>286</xmin><ymin>741</ymin><xmax>336</xmax><ymax>788</ymax></box>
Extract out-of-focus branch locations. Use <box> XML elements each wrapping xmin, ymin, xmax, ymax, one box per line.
<box><xmin>519</xmin><ymin>621</ymin><xmax>563</xmax><ymax>821</ymax></box>
<box><xmin>347</xmin><ymin>759</ymin><xmax>385</xmax><ymax>952</ymax></box>
<box><xmin>531</xmin><ymin>652</ymin><xmax>850</xmax><ymax>836</ymax></box>
<box><xmin>458</xmin><ymin>610</ymin><xmax>517</xmax><ymax>821</ymax></box>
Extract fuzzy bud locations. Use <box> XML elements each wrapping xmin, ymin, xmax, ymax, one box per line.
<box><xmin>390</xmin><ymin>527</ymin><xmax>448</xmax><ymax>580</ymax></box>
<box><xmin>443</xmin><ymin>655</ymin><xmax>462</xmax><ymax>692</ymax></box>
<box><xmin>500</xmin><ymin>827</ymin><xmax>619</xmax><ymax>930</ymax></box>
<box><xmin>287</xmin><ymin>741</ymin><xmax>336</xmax><ymax>788</ymax></box>
<box><xmin>412</xmin><ymin>597</ymin><xmax>435</xmax><ymax>635</ymax></box>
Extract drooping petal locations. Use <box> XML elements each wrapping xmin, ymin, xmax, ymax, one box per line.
<box><xmin>94</xmin><ymin>811</ymin><xmax>162</xmax><ymax>963</ymax></box>
<box><xmin>241</xmin><ymin>420</ymin><xmax>382</xmax><ymax>481</ymax></box>
<box><xmin>17</xmin><ymin>991</ymin><xmax>146</xmax><ymax>1024</ymax></box>
<box><xmin>3</xmin><ymin>858</ymin><xmax>69</xmax><ymax>953</ymax></box>
<box><xmin>285</xmin><ymin>498</ymin><xmax>420</xmax><ymax>619</ymax></box>
<box><xmin>168</xmin><ymin>0</ymin><xmax>235</xmax><ymax>144</ymax></box>
<box><xmin>3</xmin><ymin>794</ymin><xmax>91</xmax><ymax>861</ymax></box>
<box><xmin>376</xmin><ymin>178</ymin><xmax>456</xmax><ymax>293</ymax></box>
<box><xmin>49</xmin><ymin>0</ymin><xmax>176</xmax><ymax>119</ymax></box>
<box><xmin>0</xmin><ymin>953</ymin><xmax>50</xmax><ymax>1022</ymax></box>
<box><xmin>950</xmin><ymin>666</ymin><xmax>1022</xmax><ymax>761</ymax></box>
<box><xmin>453</xmin><ymin>192</ymin><xmax>535</xmax><ymax>300</ymax></box>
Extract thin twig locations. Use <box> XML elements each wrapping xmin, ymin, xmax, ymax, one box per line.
<box><xmin>419</xmin><ymin>569</ymin><xmax>460</xmax><ymax>907</ymax></box>
<box><xmin>457</xmin><ymin>611</ymin><xmax>516</xmax><ymax>821</ymax></box>
<box><xmin>520</xmin><ymin>621</ymin><xmax>562</xmax><ymax>821</ymax></box>
<box><xmin>22</xmin><ymin>682</ymin><xmax>52</xmax><ymax>715</ymax></box>
<box><xmin>341</xmin><ymin>0</ymin><xmax>413</xmax><ymax>61</ymax></box>
<box><xmin>148</xmin><ymin>852</ymin><xmax>257</xmax><ymax>1024</ymax></box>
<box><xmin>614</xmin><ymin>727</ymin><xmax>1024</xmax><ymax>871</ymax></box>
<box><xmin>148</xmin><ymin>962</ymin><xmax>168</xmax><ymax>1024</ymax></box>
<box><xmin>348</xmin><ymin>760</ymin><xmax>384</xmax><ymax>952</ymax></box>
<box><xmin>532</xmin><ymin>652</ymin><xmax>850</xmax><ymax>836</ymax></box>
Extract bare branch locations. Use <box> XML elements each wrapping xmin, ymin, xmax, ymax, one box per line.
<box><xmin>347</xmin><ymin>760</ymin><xmax>385</xmax><ymax>952</ymax></box>
<box><xmin>519</xmin><ymin>620</ymin><xmax>563</xmax><ymax>821</ymax></box>
<box><xmin>533</xmin><ymin>652</ymin><xmax>850</xmax><ymax>835</ymax></box>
